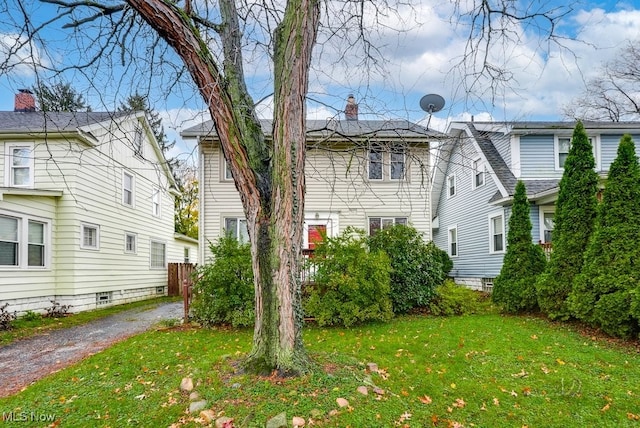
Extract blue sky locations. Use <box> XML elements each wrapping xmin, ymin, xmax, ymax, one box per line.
<box><xmin>0</xmin><ymin>0</ymin><xmax>639</xmax><ymax>163</ymax></box>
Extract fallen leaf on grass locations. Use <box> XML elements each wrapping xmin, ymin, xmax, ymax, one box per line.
<box><xmin>627</xmin><ymin>413</ymin><xmax>640</xmax><ymax>420</ymax></box>
<box><xmin>418</xmin><ymin>395</ymin><xmax>432</xmax><ymax>404</ymax></box>
<box><xmin>601</xmin><ymin>403</ymin><xmax>611</xmax><ymax>412</ymax></box>
<box><xmin>452</xmin><ymin>398</ymin><xmax>466</xmax><ymax>408</ymax></box>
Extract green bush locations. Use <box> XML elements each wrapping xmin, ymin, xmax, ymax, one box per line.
<box><xmin>190</xmin><ymin>235</ymin><xmax>254</xmax><ymax>328</ymax></box>
<box><xmin>368</xmin><ymin>224</ymin><xmax>450</xmax><ymax>314</ymax></box>
<box><xmin>428</xmin><ymin>280</ymin><xmax>484</xmax><ymax>316</ymax></box>
<box><xmin>304</xmin><ymin>228</ymin><xmax>393</xmax><ymax>327</ymax></box>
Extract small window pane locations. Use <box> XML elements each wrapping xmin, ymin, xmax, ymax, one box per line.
<box><xmin>238</xmin><ymin>219</ymin><xmax>249</xmax><ymax>243</ymax></box>
<box><xmin>390</xmin><ymin>149</ymin><xmax>405</xmax><ymax>179</ymax></box>
<box><xmin>369</xmin><ymin>149</ymin><xmax>383</xmax><ymax>180</ymax></box>
<box><xmin>0</xmin><ymin>216</ymin><xmax>19</xmax><ymax>266</ymax></box>
<box><xmin>0</xmin><ymin>216</ymin><xmax>18</xmax><ymax>241</ymax></box>
<box><xmin>150</xmin><ymin>241</ymin><xmax>166</xmax><ymax>268</ymax></box>
<box><xmin>83</xmin><ymin>226</ymin><xmax>98</xmax><ymax>248</ymax></box>
<box><xmin>0</xmin><ymin>242</ymin><xmax>18</xmax><ymax>265</ymax></box>
<box><xmin>225</xmin><ymin>218</ymin><xmax>238</xmax><ymax>238</ymax></box>
<box><xmin>12</xmin><ymin>148</ymin><xmax>30</xmax><ymax>166</ymax></box>
<box><xmin>395</xmin><ymin>217</ymin><xmax>408</xmax><ymax>225</ymax></box>
<box><xmin>369</xmin><ymin>217</ymin><xmax>381</xmax><ymax>235</ymax></box>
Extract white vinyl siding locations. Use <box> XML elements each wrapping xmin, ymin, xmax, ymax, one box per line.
<box><xmin>150</xmin><ymin>240</ymin><xmax>166</xmax><ymax>269</ymax></box>
<box><xmin>5</xmin><ymin>143</ymin><xmax>35</xmax><ymax>187</ymax></box>
<box><xmin>488</xmin><ymin>212</ymin><xmax>505</xmax><ymax>254</ymax></box>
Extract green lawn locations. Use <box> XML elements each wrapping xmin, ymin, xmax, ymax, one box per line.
<box><xmin>1</xmin><ymin>313</ymin><xmax>640</xmax><ymax>427</ymax></box>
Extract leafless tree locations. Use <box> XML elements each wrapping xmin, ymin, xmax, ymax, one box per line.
<box><xmin>563</xmin><ymin>41</ymin><xmax>640</xmax><ymax>121</ymax></box>
<box><xmin>1</xmin><ymin>0</ymin><xmax>572</xmax><ymax>375</ymax></box>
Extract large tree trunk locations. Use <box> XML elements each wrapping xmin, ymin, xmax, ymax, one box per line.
<box><xmin>127</xmin><ymin>0</ymin><xmax>319</xmax><ymax>375</ymax></box>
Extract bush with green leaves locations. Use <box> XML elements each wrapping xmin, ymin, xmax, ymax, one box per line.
<box><xmin>492</xmin><ymin>181</ymin><xmax>547</xmax><ymax>313</ymax></box>
<box><xmin>304</xmin><ymin>228</ymin><xmax>393</xmax><ymax>327</ymax></box>
<box><xmin>190</xmin><ymin>235</ymin><xmax>254</xmax><ymax>328</ymax></box>
<box><xmin>368</xmin><ymin>224</ymin><xmax>451</xmax><ymax>314</ymax></box>
<box><xmin>536</xmin><ymin>121</ymin><xmax>599</xmax><ymax>320</ymax></box>
<box><xmin>428</xmin><ymin>280</ymin><xmax>485</xmax><ymax>316</ymax></box>
<box><xmin>569</xmin><ymin>135</ymin><xmax>640</xmax><ymax>337</ymax></box>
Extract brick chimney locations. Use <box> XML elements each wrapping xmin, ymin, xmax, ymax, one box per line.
<box><xmin>345</xmin><ymin>94</ymin><xmax>358</xmax><ymax>120</ymax></box>
<box><xmin>15</xmin><ymin>89</ymin><xmax>36</xmax><ymax>112</ymax></box>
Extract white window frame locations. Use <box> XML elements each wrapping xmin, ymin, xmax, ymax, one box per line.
<box><xmin>184</xmin><ymin>247</ymin><xmax>190</xmax><ymax>263</ymax></box>
<box><xmin>151</xmin><ymin>186</ymin><xmax>161</xmax><ymax>217</ymax></box>
<box><xmin>539</xmin><ymin>206</ymin><xmax>555</xmax><ymax>244</ymax></box>
<box><xmin>150</xmin><ymin>239</ymin><xmax>167</xmax><ymax>269</ymax></box>
<box><xmin>124</xmin><ymin>232</ymin><xmax>137</xmax><ymax>254</ymax></box>
<box><xmin>122</xmin><ymin>170</ymin><xmax>135</xmax><ymax>207</ymax></box>
<box><xmin>133</xmin><ymin>125</ymin><xmax>143</xmax><ymax>157</ymax></box>
<box><xmin>448</xmin><ymin>225</ymin><xmax>458</xmax><ymax>257</ymax></box>
<box><xmin>472</xmin><ymin>158</ymin><xmax>485</xmax><ymax>189</ymax></box>
<box><xmin>367</xmin><ymin>216</ymin><xmax>408</xmax><ymax>236</ymax></box>
<box><xmin>488</xmin><ymin>211</ymin><xmax>505</xmax><ymax>254</ymax></box>
<box><xmin>0</xmin><ymin>211</ymin><xmax>50</xmax><ymax>269</ymax></box>
<box><xmin>80</xmin><ymin>222</ymin><xmax>100</xmax><ymax>250</ymax></box>
<box><xmin>447</xmin><ymin>174</ymin><xmax>456</xmax><ymax>198</ymax></box>
<box><xmin>224</xmin><ymin>217</ymin><xmax>249</xmax><ymax>243</ymax></box>
<box><xmin>554</xmin><ymin>135</ymin><xmax>597</xmax><ymax>171</ymax></box>
<box><xmin>5</xmin><ymin>143</ymin><xmax>35</xmax><ymax>188</ymax></box>
<box><xmin>222</xmin><ymin>154</ymin><xmax>233</xmax><ymax>181</ymax></box>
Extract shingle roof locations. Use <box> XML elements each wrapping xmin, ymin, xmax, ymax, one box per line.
<box><xmin>0</xmin><ymin>111</ymin><xmax>126</xmax><ymax>133</ymax></box>
<box><xmin>182</xmin><ymin>118</ymin><xmax>442</xmax><ymax>139</ymax></box>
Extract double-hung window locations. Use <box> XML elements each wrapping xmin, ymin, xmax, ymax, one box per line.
<box><xmin>152</xmin><ymin>187</ymin><xmax>161</xmax><ymax>217</ymax></box>
<box><xmin>125</xmin><ymin>232</ymin><xmax>137</xmax><ymax>253</ymax></box>
<box><xmin>390</xmin><ymin>147</ymin><xmax>405</xmax><ymax>180</ymax></box>
<box><xmin>368</xmin><ymin>144</ymin><xmax>407</xmax><ymax>181</ymax></box>
<box><xmin>123</xmin><ymin>171</ymin><xmax>135</xmax><ymax>207</ymax></box>
<box><xmin>0</xmin><ymin>213</ymin><xmax>49</xmax><ymax>268</ymax></box>
<box><xmin>368</xmin><ymin>216</ymin><xmax>408</xmax><ymax>236</ymax></box>
<box><xmin>150</xmin><ymin>240</ymin><xmax>166</xmax><ymax>269</ymax></box>
<box><xmin>224</xmin><ymin>217</ymin><xmax>249</xmax><ymax>243</ymax></box>
<box><xmin>368</xmin><ymin>146</ymin><xmax>383</xmax><ymax>180</ymax></box>
<box><xmin>81</xmin><ymin>223</ymin><xmax>100</xmax><ymax>250</ymax></box>
<box><xmin>472</xmin><ymin>158</ymin><xmax>485</xmax><ymax>188</ymax></box>
<box><xmin>488</xmin><ymin>212</ymin><xmax>505</xmax><ymax>253</ymax></box>
<box><xmin>6</xmin><ymin>144</ymin><xmax>34</xmax><ymax>187</ymax></box>
<box><xmin>447</xmin><ymin>174</ymin><xmax>456</xmax><ymax>198</ymax></box>
<box><xmin>555</xmin><ymin>136</ymin><xmax>595</xmax><ymax>170</ymax></box>
<box><xmin>448</xmin><ymin>225</ymin><xmax>458</xmax><ymax>257</ymax></box>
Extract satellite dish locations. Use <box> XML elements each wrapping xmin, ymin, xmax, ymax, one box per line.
<box><xmin>419</xmin><ymin>94</ymin><xmax>445</xmax><ymax>114</ymax></box>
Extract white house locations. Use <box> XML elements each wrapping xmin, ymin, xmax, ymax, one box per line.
<box><xmin>182</xmin><ymin>98</ymin><xmax>440</xmax><ymax>263</ymax></box>
<box><xmin>0</xmin><ymin>90</ymin><xmax>194</xmax><ymax>313</ymax></box>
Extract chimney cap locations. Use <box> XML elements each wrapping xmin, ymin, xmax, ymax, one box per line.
<box><xmin>18</xmin><ymin>88</ymin><xmax>34</xmax><ymax>94</ymax></box>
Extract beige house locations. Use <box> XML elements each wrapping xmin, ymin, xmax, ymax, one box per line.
<box><xmin>0</xmin><ymin>90</ymin><xmax>196</xmax><ymax>313</ymax></box>
<box><xmin>182</xmin><ymin>99</ymin><xmax>439</xmax><ymax>263</ymax></box>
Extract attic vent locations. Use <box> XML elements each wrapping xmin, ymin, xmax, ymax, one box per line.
<box><xmin>96</xmin><ymin>291</ymin><xmax>112</xmax><ymax>306</ymax></box>
<box><xmin>481</xmin><ymin>278</ymin><xmax>494</xmax><ymax>293</ymax></box>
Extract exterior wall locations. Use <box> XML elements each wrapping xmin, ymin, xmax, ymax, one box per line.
<box><xmin>199</xmin><ymin>141</ymin><xmax>430</xmax><ymax>263</ymax></box>
<box><xmin>518</xmin><ymin>134</ymin><xmax>561</xmax><ymax>179</ymax></box>
<box><xmin>0</xmin><ymin>115</ymin><xmax>178</xmax><ymax>313</ymax></box>
<box><xmin>432</xmin><ymin>139</ymin><xmax>506</xmax><ymax>281</ymax></box>
<box><xmin>490</xmin><ymin>132</ymin><xmax>511</xmax><ymax>168</ymax></box>
<box><xmin>169</xmin><ymin>235</ymin><xmax>199</xmax><ymax>265</ymax></box>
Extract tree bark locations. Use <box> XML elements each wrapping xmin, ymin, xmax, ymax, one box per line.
<box><xmin>127</xmin><ymin>0</ymin><xmax>319</xmax><ymax>375</ymax></box>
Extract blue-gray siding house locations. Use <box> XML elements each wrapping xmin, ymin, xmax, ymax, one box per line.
<box><xmin>431</xmin><ymin>121</ymin><xmax>640</xmax><ymax>290</ymax></box>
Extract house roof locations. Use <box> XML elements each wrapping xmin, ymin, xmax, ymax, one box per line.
<box><xmin>0</xmin><ymin>111</ymin><xmax>128</xmax><ymax>133</ymax></box>
<box><xmin>181</xmin><ymin>118</ymin><xmax>442</xmax><ymax>140</ymax></box>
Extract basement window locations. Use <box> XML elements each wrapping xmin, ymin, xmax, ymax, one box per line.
<box><xmin>96</xmin><ymin>291</ymin><xmax>112</xmax><ymax>306</ymax></box>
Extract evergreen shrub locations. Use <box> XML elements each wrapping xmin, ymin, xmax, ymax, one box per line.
<box><xmin>428</xmin><ymin>280</ymin><xmax>484</xmax><ymax>316</ymax></box>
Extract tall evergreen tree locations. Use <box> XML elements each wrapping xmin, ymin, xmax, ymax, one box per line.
<box><xmin>118</xmin><ymin>93</ymin><xmax>180</xmax><ymax>173</ymax></box>
<box><xmin>492</xmin><ymin>181</ymin><xmax>547</xmax><ymax>313</ymax></box>
<box><xmin>33</xmin><ymin>82</ymin><xmax>90</xmax><ymax>112</ymax></box>
<box><xmin>569</xmin><ymin>135</ymin><xmax>640</xmax><ymax>337</ymax></box>
<box><xmin>536</xmin><ymin>121</ymin><xmax>599</xmax><ymax>320</ymax></box>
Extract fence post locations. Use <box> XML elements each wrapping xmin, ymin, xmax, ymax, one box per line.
<box><xmin>183</xmin><ymin>278</ymin><xmax>190</xmax><ymax>323</ymax></box>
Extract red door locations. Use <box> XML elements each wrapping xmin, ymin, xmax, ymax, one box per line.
<box><xmin>307</xmin><ymin>225</ymin><xmax>326</xmax><ymax>250</ymax></box>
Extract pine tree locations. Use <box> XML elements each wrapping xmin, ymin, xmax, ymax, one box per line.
<box><xmin>536</xmin><ymin>121</ymin><xmax>599</xmax><ymax>320</ymax></box>
<box><xmin>492</xmin><ymin>181</ymin><xmax>546</xmax><ymax>312</ymax></box>
<box><xmin>569</xmin><ymin>135</ymin><xmax>640</xmax><ymax>337</ymax></box>
<box><xmin>33</xmin><ymin>82</ymin><xmax>90</xmax><ymax>112</ymax></box>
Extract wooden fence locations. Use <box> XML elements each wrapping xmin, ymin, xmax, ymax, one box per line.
<box><xmin>168</xmin><ymin>263</ymin><xmax>196</xmax><ymax>297</ymax></box>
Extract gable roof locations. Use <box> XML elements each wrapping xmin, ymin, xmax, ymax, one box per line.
<box><xmin>182</xmin><ymin>118</ymin><xmax>441</xmax><ymax>141</ymax></box>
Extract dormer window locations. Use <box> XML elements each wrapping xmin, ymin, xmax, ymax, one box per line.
<box><xmin>133</xmin><ymin>125</ymin><xmax>143</xmax><ymax>157</ymax></box>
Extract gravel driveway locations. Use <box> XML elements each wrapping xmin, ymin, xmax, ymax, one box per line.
<box><xmin>0</xmin><ymin>301</ymin><xmax>183</xmax><ymax>397</ymax></box>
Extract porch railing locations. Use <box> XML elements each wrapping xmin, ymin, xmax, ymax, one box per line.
<box><xmin>538</xmin><ymin>241</ymin><xmax>552</xmax><ymax>260</ymax></box>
